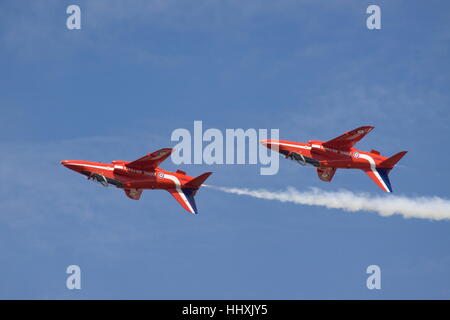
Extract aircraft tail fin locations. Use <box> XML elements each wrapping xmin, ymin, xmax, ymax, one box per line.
<box><xmin>363</xmin><ymin>151</ymin><xmax>406</xmax><ymax>192</ymax></box>
<box><xmin>363</xmin><ymin>168</ymin><xmax>393</xmax><ymax>192</ymax></box>
<box><xmin>167</xmin><ymin>172</ymin><xmax>212</xmax><ymax>214</ymax></box>
<box><xmin>380</xmin><ymin>151</ymin><xmax>408</xmax><ymax>168</ymax></box>
<box><xmin>167</xmin><ymin>188</ymin><xmax>198</xmax><ymax>214</ymax></box>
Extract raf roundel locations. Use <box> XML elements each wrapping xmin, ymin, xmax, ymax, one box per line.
<box><xmin>158</xmin><ymin>172</ymin><xmax>164</xmax><ymax>179</ymax></box>
<box><xmin>353</xmin><ymin>151</ymin><xmax>360</xmax><ymax>159</ymax></box>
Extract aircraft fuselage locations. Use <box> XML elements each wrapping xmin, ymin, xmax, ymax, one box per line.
<box><xmin>60</xmin><ymin>160</ymin><xmax>193</xmax><ymax>190</ymax></box>
<box><xmin>261</xmin><ymin>140</ymin><xmax>389</xmax><ymax>169</ymax></box>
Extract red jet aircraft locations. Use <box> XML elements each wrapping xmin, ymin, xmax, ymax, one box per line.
<box><xmin>261</xmin><ymin>126</ymin><xmax>407</xmax><ymax>192</ymax></box>
<box><xmin>60</xmin><ymin>148</ymin><xmax>212</xmax><ymax>214</ymax></box>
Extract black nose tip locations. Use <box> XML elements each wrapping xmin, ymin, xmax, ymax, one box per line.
<box><xmin>260</xmin><ymin>140</ymin><xmax>272</xmax><ymax>148</ymax></box>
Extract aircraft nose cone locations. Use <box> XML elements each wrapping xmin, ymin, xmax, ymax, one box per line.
<box><xmin>60</xmin><ymin>160</ymin><xmax>75</xmax><ymax>169</ymax></box>
<box><xmin>260</xmin><ymin>139</ymin><xmax>272</xmax><ymax>148</ymax></box>
<box><xmin>60</xmin><ymin>160</ymin><xmax>81</xmax><ymax>172</ymax></box>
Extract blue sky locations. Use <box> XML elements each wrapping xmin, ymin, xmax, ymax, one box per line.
<box><xmin>1</xmin><ymin>0</ymin><xmax>449</xmax><ymax>299</ymax></box>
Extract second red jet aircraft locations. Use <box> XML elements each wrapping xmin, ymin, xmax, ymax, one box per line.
<box><xmin>261</xmin><ymin>126</ymin><xmax>407</xmax><ymax>192</ymax></box>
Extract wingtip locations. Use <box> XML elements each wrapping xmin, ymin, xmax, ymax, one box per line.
<box><xmin>187</xmin><ymin>206</ymin><xmax>198</xmax><ymax>214</ymax></box>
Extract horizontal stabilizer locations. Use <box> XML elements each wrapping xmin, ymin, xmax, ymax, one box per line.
<box><xmin>380</xmin><ymin>151</ymin><xmax>407</xmax><ymax>168</ymax></box>
<box><xmin>185</xmin><ymin>172</ymin><xmax>213</xmax><ymax>189</ymax></box>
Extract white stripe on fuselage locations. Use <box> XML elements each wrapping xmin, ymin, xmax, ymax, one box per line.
<box><xmin>63</xmin><ymin>163</ymin><xmax>114</xmax><ymax>171</ymax></box>
<box><xmin>267</xmin><ymin>142</ymin><xmax>311</xmax><ymax>150</ymax></box>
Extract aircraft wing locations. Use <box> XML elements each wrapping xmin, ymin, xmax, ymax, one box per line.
<box><xmin>126</xmin><ymin>148</ymin><xmax>173</xmax><ymax>170</ymax></box>
<box><xmin>322</xmin><ymin>126</ymin><xmax>374</xmax><ymax>150</ymax></box>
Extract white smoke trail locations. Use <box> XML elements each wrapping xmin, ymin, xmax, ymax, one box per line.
<box><xmin>204</xmin><ymin>185</ymin><xmax>450</xmax><ymax>221</ymax></box>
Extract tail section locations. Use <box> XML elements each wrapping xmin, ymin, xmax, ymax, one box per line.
<box><xmin>185</xmin><ymin>172</ymin><xmax>213</xmax><ymax>189</ymax></box>
<box><xmin>363</xmin><ymin>168</ymin><xmax>393</xmax><ymax>192</ymax></box>
<box><xmin>363</xmin><ymin>151</ymin><xmax>407</xmax><ymax>192</ymax></box>
<box><xmin>168</xmin><ymin>188</ymin><xmax>198</xmax><ymax>214</ymax></box>
<box><xmin>168</xmin><ymin>172</ymin><xmax>213</xmax><ymax>214</ymax></box>
<box><xmin>380</xmin><ymin>151</ymin><xmax>408</xmax><ymax>168</ymax></box>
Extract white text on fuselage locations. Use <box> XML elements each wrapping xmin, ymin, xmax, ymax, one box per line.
<box><xmin>310</xmin><ymin>144</ymin><xmax>352</xmax><ymax>156</ymax></box>
<box><xmin>114</xmin><ymin>165</ymin><xmax>160</xmax><ymax>177</ymax></box>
